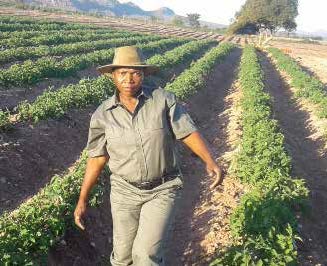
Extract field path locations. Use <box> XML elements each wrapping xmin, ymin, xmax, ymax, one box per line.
<box><xmin>166</xmin><ymin>48</ymin><xmax>243</xmax><ymax>265</ymax></box>
<box><xmin>259</xmin><ymin>51</ymin><xmax>327</xmax><ymax>265</ymax></box>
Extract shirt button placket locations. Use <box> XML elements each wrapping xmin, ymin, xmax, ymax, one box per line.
<box><xmin>132</xmin><ymin>114</ymin><xmax>148</xmax><ymax>183</ymax></box>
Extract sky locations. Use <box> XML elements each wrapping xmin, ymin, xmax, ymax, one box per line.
<box><xmin>120</xmin><ymin>0</ymin><xmax>327</xmax><ymax>33</ymax></box>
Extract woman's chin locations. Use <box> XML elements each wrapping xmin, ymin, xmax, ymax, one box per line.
<box><xmin>123</xmin><ymin>87</ymin><xmax>140</xmax><ymax>95</ymax></box>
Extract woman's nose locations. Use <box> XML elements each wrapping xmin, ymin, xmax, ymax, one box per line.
<box><xmin>125</xmin><ymin>73</ymin><xmax>134</xmax><ymax>82</ymax></box>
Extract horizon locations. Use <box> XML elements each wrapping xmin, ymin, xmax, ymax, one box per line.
<box><xmin>120</xmin><ymin>0</ymin><xmax>327</xmax><ymax>34</ymax></box>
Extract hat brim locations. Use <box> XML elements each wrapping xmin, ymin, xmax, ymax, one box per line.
<box><xmin>97</xmin><ymin>64</ymin><xmax>159</xmax><ymax>76</ymax></box>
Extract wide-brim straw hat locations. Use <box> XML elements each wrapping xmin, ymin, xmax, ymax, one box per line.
<box><xmin>97</xmin><ymin>46</ymin><xmax>159</xmax><ymax>76</ymax></box>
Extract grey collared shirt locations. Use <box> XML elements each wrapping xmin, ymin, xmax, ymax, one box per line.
<box><xmin>86</xmin><ymin>85</ymin><xmax>197</xmax><ymax>183</ymax></box>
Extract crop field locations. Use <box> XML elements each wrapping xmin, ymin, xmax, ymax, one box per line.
<box><xmin>0</xmin><ymin>14</ymin><xmax>327</xmax><ymax>266</ymax></box>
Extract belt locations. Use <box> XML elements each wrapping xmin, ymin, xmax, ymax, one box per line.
<box><xmin>127</xmin><ymin>175</ymin><xmax>179</xmax><ymax>190</ymax></box>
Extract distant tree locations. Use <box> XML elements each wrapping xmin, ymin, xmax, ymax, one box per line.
<box><xmin>228</xmin><ymin>0</ymin><xmax>298</xmax><ymax>34</ymax></box>
<box><xmin>283</xmin><ymin>20</ymin><xmax>297</xmax><ymax>32</ymax></box>
<box><xmin>172</xmin><ymin>16</ymin><xmax>184</xmax><ymax>27</ymax></box>
<box><xmin>283</xmin><ymin>20</ymin><xmax>297</xmax><ymax>36</ymax></box>
<box><xmin>187</xmin><ymin>13</ymin><xmax>201</xmax><ymax>28</ymax></box>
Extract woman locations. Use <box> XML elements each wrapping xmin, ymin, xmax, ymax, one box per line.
<box><xmin>74</xmin><ymin>46</ymin><xmax>223</xmax><ymax>266</ymax></box>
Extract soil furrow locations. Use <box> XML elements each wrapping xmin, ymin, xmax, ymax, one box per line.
<box><xmin>0</xmin><ymin>67</ymin><xmax>99</xmax><ymax>110</ymax></box>
<box><xmin>259</xmin><ymin>51</ymin><xmax>327</xmax><ymax>266</ymax></box>
<box><xmin>166</xmin><ymin>48</ymin><xmax>243</xmax><ymax>265</ymax></box>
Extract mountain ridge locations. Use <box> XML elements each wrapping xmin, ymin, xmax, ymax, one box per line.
<box><xmin>20</xmin><ymin>0</ymin><xmax>176</xmax><ymax>19</ymax></box>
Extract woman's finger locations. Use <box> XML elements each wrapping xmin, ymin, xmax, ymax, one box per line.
<box><xmin>75</xmin><ymin>215</ymin><xmax>85</xmax><ymax>230</ymax></box>
<box><xmin>210</xmin><ymin>176</ymin><xmax>219</xmax><ymax>189</ymax></box>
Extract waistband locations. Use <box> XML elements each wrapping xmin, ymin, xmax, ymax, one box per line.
<box><xmin>127</xmin><ymin>175</ymin><xmax>179</xmax><ymax>190</ymax></box>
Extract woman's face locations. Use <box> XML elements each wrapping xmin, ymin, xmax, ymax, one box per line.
<box><xmin>112</xmin><ymin>67</ymin><xmax>144</xmax><ymax>98</ymax></box>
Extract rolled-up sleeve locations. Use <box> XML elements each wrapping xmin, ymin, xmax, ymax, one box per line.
<box><xmin>166</xmin><ymin>92</ymin><xmax>198</xmax><ymax>140</ymax></box>
<box><xmin>86</xmin><ymin>113</ymin><xmax>108</xmax><ymax>158</ymax></box>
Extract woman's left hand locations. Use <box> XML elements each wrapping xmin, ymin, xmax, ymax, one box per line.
<box><xmin>206</xmin><ymin>162</ymin><xmax>224</xmax><ymax>189</ymax></box>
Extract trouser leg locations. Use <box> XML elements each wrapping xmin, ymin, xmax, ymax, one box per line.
<box><xmin>131</xmin><ymin>187</ymin><xmax>181</xmax><ymax>266</ymax></box>
<box><xmin>110</xmin><ymin>187</ymin><xmax>142</xmax><ymax>266</ymax></box>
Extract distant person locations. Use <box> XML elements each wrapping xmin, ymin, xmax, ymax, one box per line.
<box><xmin>73</xmin><ymin>46</ymin><xmax>223</xmax><ymax>265</ymax></box>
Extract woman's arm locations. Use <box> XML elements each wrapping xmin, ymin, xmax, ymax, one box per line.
<box><xmin>74</xmin><ymin>155</ymin><xmax>109</xmax><ymax>230</ymax></box>
<box><xmin>181</xmin><ymin>131</ymin><xmax>223</xmax><ymax>189</ymax></box>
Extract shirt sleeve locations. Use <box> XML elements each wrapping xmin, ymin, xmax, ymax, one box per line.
<box><xmin>167</xmin><ymin>91</ymin><xmax>198</xmax><ymax>140</ymax></box>
<box><xmin>86</xmin><ymin>112</ymin><xmax>109</xmax><ymax>158</ymax></box>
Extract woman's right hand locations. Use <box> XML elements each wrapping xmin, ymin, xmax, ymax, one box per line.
<box><xmin>74</xmin><ymin>201</ymin><xmax>87</xmax><ymax>230</ymax></box>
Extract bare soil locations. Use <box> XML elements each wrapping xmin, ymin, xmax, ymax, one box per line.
<box><xmin>271</xmin><ymin>40</ymin><xmax>327</xmax><ymax>85</ymax></box>
<box><xmin>0</xmin><ymin>107</ymin><xmax>94</xmax><ymax>215</ymax></box>
<box><xmin>166</xmin><ymin>49</ymin><xmax>244</xmax><ymax>265</ymax></box>
<box><xmin>0</xmin><ymin>67</ymin><xmax>100</xmax><ymax>111</ymax></box>
<box><xmin>259</xmin><ymin>51</ymin><xmax>327</xmax><ymax>266</ymax></box>
<box><xmin>45</xmin><ymin>49</ymin><xmax>244</xmax><ymax>265</ymax></box>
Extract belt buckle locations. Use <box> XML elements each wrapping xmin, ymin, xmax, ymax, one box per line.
<box><xmin>132</xmin><ymin>175</ymin><xmax>178</xmax><ymax>190</ymax></box>
<box><xmin>136</xmin><ymin>180</ymin><xmax>157</xmax><ymax>190</ymax></box>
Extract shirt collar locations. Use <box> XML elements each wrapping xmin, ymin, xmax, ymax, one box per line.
<box><xmin>104</xmin><ymin>86</ymin><xmax>151</xmax><ymax>111</ymax></box>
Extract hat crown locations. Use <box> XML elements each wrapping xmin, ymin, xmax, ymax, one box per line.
<box><xmin>112</xmin><ymin>46</ymin><xmax>146</xmax><ymax>66</ymax></box>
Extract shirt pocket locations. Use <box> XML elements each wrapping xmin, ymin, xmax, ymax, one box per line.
<box><xmin>141</xmin><ymin>116</ymin><xmax>169</xmax><ymax>146</ymax></box>
<box><xmin>144</xmin><ymin>117</ymin><xmax>164</xmax><ymax>131</ymax></box>
<box><xmin>105</xmin><ymin>126</ymin><xmax>136</xmax><ymax>155</ymax></box>
<box><xmin>105</xmin><ymin>126</ymin><xmax>124</xmax><ymax>143</ymax></box>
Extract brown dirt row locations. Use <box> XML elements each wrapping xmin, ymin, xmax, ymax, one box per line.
<box><xmin>0</xmin><ymin>67</ymin><xmax>99</xmax><ymax>110</ymax></box>
<box><xmin>46</xmin><ymin>48</ymin><xmax>244</xmax><ymax>265</ymax></box>
<box><xmin>270</xmin><ymin>41</ymin><xmax>327</xmax><ymax>85</ymax></box>
<box><xmin>259</xmin><ymin>51</ymin><xmax>327</xmax><ymax>266</ymax></box>
<box><xmin>166</xmin><ymin>48</ymin><xmax>245</xmax><ymax>265</ymax></box>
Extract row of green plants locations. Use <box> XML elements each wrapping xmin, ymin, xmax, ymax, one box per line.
<box><xmin>268</xmin><ymin>47</ymin><xmax>327</xmax><ymax>119</ymax></box>
<box><xmin>147</xmin><ymin>39</ymin><xmax>217</xmax><ymax>69</ymax></box>
<box><xmin>0</xmin><ymin>28</ymin><xmax>129</xmax><ymax>48</ymax></box>
<box><xmin>165</xmin><ymin>42</ymin><xmax>235</xmax><ymax>100</ymax></box>
<box><xmin>0</xmin><ymin>39</ymin><xmax>206</xmax><ymax>128</ymax></box>
<box><xmin>0</xmin><ymin>151</ymin><xmax>109</xmax><ymax>265</ymax></box>
<box><xmin>0</xmin><ymin>35</ymin><xmax>168</xmax><ymax>87</ymax></box>
<box><xmin>0</xmin><ymin>32</ymin><xmax>145</xmax><ymax>64</ymax></box>
<box><xmin>0</xmin><ymin>21</ymin><xmax>100</xmax><ymax>32</ymax></box>
<box><xmin>0</xmin><ymin>28</ymin><xmax>112</xmax><ymax>41</ymax></box>
<box><xmin>211</xmin><ymin>45</ymin><xmax>309</xmax><ymax>265</ymax></box>
<box><xmin>0</xmin><ymin>40</ymin><xmax>235</xmax><ymax>264</ymax></box>
<box><xmin>0</xmin><ymin>16</ymin><xmax>71</xmax><ymax>25</ymax></box>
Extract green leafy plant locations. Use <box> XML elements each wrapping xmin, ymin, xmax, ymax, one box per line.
<box><xmin>0</xmin><ymin>32</ymin><xmax>144</xmax><ymax>63</ymax></box>
<box><xmin>0</xmin><ymin>38</ymin><xmax>197</xmax><ymax>128</ymax></box>
<box><xmin>0</xmin><ymin>35</ymin><xmax>167</xmax><ymax>87</ymax></box>
<box><xmin>165</xmin><ymin>43</ymin><xmax>235</xmax><ymax>100</ymax></box>
<box><xmin>0</xmin><ymin>28</ymin><xmax>128</xmax><ymax>48</ymax></box>
<box><xmin>0</xmin><ymin>151</ymin><xmax>109</xmax><ymax>265</ymax></box>
<box><xmin>211</xmin><ymin>46</ymin><xmax>308</xmax><ymax>265</ymax></box>
<box><xmin>268</xmin><ymin>47</ymin><xmax>327</xmax><ymax>118</ymax></box>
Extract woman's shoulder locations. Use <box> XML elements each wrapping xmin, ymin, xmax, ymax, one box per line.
<box><xmin>146</xmin><ymin>85</ymin><xmax>176</xmax><ymax>101</ymax></box>
<box><xmin>90</xmin><ymin>96</ymin><xmax>114</xmax><ymax>120</ymax></box>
